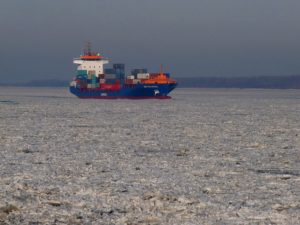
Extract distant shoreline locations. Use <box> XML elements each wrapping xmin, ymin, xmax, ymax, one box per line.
<box><xmin>175</xmin><ymin>75</ymin><xmax>300</xmax><ymax>89</ymax></box>
<box><xmin>1</xmin><ymin>75</ymin><xmax>300</xmax><ymax>89</ymax></box>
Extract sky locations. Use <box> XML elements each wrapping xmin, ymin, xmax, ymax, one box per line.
<box><xmin>0</xmin><ymin>0</ymin><xmax>300</xmax><ymax>82</ymax></box>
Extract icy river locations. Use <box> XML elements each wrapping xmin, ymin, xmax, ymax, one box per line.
<box><xmin>0</xmin><ymin>87</ymin><xmax>299</xmax><ymax>224</ymax></box>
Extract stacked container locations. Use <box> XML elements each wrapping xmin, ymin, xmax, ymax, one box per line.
<box><xmin>132</xmin><ymin>79</ymin><xmax>141</xmax><ymax>84</ymax></box>
<box><xmin>91</xmin><ymin>74</ymin><xmax>97</xmax><ymax>88</ymax></box>
<box><xmin>106</xmin><ymin>79</ymin><xmax>117</xmax><ymax>84</ymax></box>
<box><xmin>131</xmin><ymin>69</ymin><xmax>147</xmax><ymax>76</ymax></box>
<box><xmin>104</xmin><ymin>68</ymin><xmax>116</xmax><ymax>74</ymax></box>
<box><xmin>77</xmin><ymin>70</ymin><xmax>88</xmax><ymax>79</ymax></box>
<box><xmin>74</xmin><ymin>63</ymin><xmax>169</xmax><ymax>89</ymax></box>
<box><xmin>137</xmin><ymin>73</ymin><xmax>150</xmax><ymax>79</ymax></box>
<box><xmin>85</xmin><ymin>70</ymin><xmax>96</xmax><ymax>88</ymax></box>
<box><xmin>105</xmin><ymin>74</ymin><xmax>116</xmax><ymax>79</ymax></box>
<box><xmin>113</xmin><ymin>64</ymin><xmax>125</xmax><ymax>80</ymax></box>
<box><xmin>77</xmin><ymin>70</ymin><xmax>87</xmax><ymax>75</ymax></box>
<box><xmin>127</xmin><ymin>75</ymin><xmax>135</xmax><ymax>80</ymax></box>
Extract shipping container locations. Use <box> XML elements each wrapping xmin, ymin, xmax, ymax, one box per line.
<box><xmin>100</xmin><ymin>83</ymin><xmax>121</xmax><ymax>90</ymax></box>
<box><xmin>133</xmin><ymin>79</ymin><xmax>141</xmax><ymax>84</ymax></box>
<box><xmin>88</xmin><ymin>74</ymin><xmax>96</xmax><ymax>80</ymax></box>
<box><xmin>87</xmin><ymin>84</ymin><xmax>92</xmax><ymax>88</ymax></box>
<box><xmin>91</xmin><ymin>83</ymin><xmax>99</xmax><ymax>88</ymax></box>
<box><xmin>76</xmin><ymin>80</ymin><xmax>85</xmax><ymax>86</ymax></box>
<box><xmin>104</xmin><ymin>68</ymin><xmax>116</xmax><ymax>74</ymax></box>
<box><xmin>127</xmin><ymin>75</ymin><xmax>135</xmax><ymax>79</ymax></box>
<box><xmin>105</xmin><ymin>78</ymin><xmax>117</xmax><ymax>84</ymax></box>
<box><xmin>99</xmin><ymin>79</ymin><xmax>105</xmax><ymax>84</ymax></box>
<box><xmin>116</xmin><ymin>72</ymin><xmax>125</xmax><ymax>80</ymax></box>
<box><xmin>76</xmin><ymin>74</ymin><xmax>88</xmax><ymax>79</ymax></box>
<box><xmin>137</xmin><ymin>73</ymin><xmax>150</xmax><ymax>79</ymax></box>
<box><xmin>77</xmin><ymin>70</ymin><xmax>88</xmax><ymax>75</ymax></box>
<box><xmin>113</xmin><ymin>64</ymin><xmax>125</xmax><ymax>70</ymax></box>
<box><xmin>88</xmin><ymin>70</ymin><xmax>96</xmax><ymax>75</ymax></box>
<box><xmin>125</xmin><ymin>79</ymin><xmax>134</xmax><ymax>84</ymax></box>
<box><xmin>105</xmin><ymin>74</ymin><xmax>116</xmax><ymax>79</ymax></box>
<box><xmin>117</xmin><ymin>73</ymin><xmax>125</xmax><ymax>80</ymax></box>
<box><xmin>79</xmin><ymin>83</ymin><xmax>87</xmax><ymax>89</ymax></box>
<box><xmin>131</xmin><ymin>69</ymin><xmax>147</xmax><ymax>75</ymax></box>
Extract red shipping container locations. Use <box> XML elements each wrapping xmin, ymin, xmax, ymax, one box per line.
<box><xmin>100</xmin><ymin>83</ymin><xmax>121</xmax><ymax>90</ymax></box>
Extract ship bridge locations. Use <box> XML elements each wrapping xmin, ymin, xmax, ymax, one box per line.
<box><xmin>73</xmin><ymin>43</ymin><xmax>109</xmax><ymax>76</ymax></box>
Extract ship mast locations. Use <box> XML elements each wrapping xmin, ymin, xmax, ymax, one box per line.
<box><xmin>84</xmin><ymin>42</ymin><xmax>92</xmax><ymax>56</ymax></box>
<box><xmin>160</xmin><ymin>64</ymin><xmax>164</xmax><ymax>75</ymax></box>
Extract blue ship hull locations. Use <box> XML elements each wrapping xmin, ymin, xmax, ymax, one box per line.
<box><xmin>69</xmin><ymin>83</ymin><xmax>177</xmax><ymax>99</ymax></box>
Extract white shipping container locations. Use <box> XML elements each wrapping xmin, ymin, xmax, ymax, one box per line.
<box><xmin>137</xmin><ymin>73</ymin><xmax>150</xmax><ymax>79</ymax></box>
<box><xmin>100</xmin><ymin>79</ymin><xmax>105</xmax><ymax>84</ymax></box>
<box><xmin>87</xmin><ymin>84</ymin><xmax>92</xmax><ymax>88</ymax></box>
<box><xmin>127</xmin><ymin>75</ymin><xmax>135</xmax><ymax>79</ymax></box>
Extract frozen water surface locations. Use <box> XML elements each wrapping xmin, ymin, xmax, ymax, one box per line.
<box><xmin>0</xmin><ymin>87</ymin><xmax>299</xmax><ymax>224</ymax></box>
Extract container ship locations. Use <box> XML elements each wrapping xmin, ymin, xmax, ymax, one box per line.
<box><xmin>69</xmin><ymin>44</ymin><xmax>177</xmax><ymax>99</ymax></box>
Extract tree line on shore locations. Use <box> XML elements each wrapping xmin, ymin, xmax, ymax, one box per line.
<box><xmin>1</xmin><ymin>75</ymin><xmax>300</xmax><ymax>89</ymax></box>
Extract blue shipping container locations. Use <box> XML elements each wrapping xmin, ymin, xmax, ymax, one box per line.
<box><xmin>105</xmin><ymin>68</ymin><xmax>116</xmax><ymax>74</ymax></box>
<box><xmin>77</xmin><ymin>70</ymin><xmax>88</xmax><ymax>75</ymax></box>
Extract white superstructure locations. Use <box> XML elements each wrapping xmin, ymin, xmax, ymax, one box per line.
<box><xmin>73</xmin><ymin>42</ymin><xmax>109</xmax><ymax>77</ymax></box>
<box><xmin>73</xmin><ymin>57</ymin><xmax>109</xmax><ymax>77</ymax></box>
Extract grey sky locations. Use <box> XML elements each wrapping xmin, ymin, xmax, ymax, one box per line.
<box><xmin>1</xmin><ymin>0</ymin><xmax>300</xmax><ymax>82</ymax></box>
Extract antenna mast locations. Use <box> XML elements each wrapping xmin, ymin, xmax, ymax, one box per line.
<box><xmin>160</xmin><ymin>64</ymin><xmax>164</xmax><ymax>75</ymax></box>
<box><xmin>84</xmin><ymin>42</ymin><xmax>92</xmax><ymax>55</ymax></box>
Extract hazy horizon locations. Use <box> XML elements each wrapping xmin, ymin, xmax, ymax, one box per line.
<box><xmin>1</xmin><ymin>0</ymin><xmax>300</xmax><ymax>82</ymax></box>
